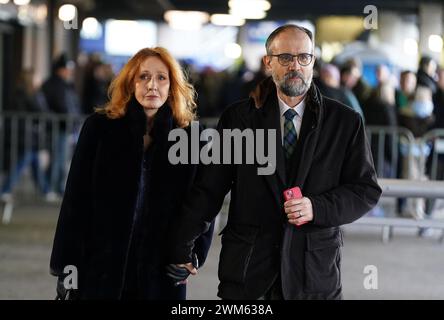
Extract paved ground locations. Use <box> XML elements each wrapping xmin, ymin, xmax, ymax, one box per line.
<box><xmin>1</xmin><ymin>198</ymin><xmax>444</xmax><ymax>300</ymax></box>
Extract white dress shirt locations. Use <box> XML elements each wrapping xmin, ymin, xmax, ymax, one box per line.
<box><xmin>278</xmin><ymin>95</ymin><xmax>306</xmax><ymax>146</ymax></box>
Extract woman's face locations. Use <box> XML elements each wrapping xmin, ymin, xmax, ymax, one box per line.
<box><xmin>134</xmin><ymin>56</ymin><xmax>170</xmax><ymax>117</ymax></box>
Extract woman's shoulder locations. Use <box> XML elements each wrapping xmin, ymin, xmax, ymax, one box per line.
<box><xmin>86</xmin><ymin>110</ymin><xmax>130</xmax><ymax>126</ymax></box>
<box><xmin>81</xmin><ymin>111</ymin><xmax>122</xmax><ymax>137</ymax></box>
<box><xmin>83</xmin><ymin>111</ymin><xmax>107</xmax><ymax>127</ymax></box>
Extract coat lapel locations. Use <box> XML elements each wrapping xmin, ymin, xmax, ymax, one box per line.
<box><xmin>123</xmin><ymin>97</ymin><xmax>175</xmax><ymax>182</ymax></box>
<box><xmin>125</xmin><ymin>95</ymin><xmax>174</xmax><ymax>151</ymax></box>
<box><xmin>249</xmin><ymin>78</ymin><xmax>325</xmax><ymax>205</ymax></box>
<box><xmin>287</xmin><ymin>106</ymin><xmax>315</xmax><ymax>187</ymax></box>
<box><xmin>252</xmin><ymin>90</ymin><xmax>286</xmax><ymax>207</ymax></box>
<box><xmin>288</xmin><ymin>85</ymin><xmax>323</xmax><ymax>189</ymax></box>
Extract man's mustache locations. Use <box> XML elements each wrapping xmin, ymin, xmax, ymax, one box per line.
<box><xmin>284</xmin><ymin>71</ymin><xmax>306</xmax><ymax>84</ymax></box>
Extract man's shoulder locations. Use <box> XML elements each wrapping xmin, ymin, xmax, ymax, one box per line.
<box><xmin>322</xmin><ymin>96</ymin><xmax>362</xmax><ymax>122</ymax></box>
<box><xmin>222</xmin><ymin>97</ymin><xmax>253</xmax><ymax>115</ymax></box>
<box><xmin>218</xmin><ymin>97</ymin><xmax>254</xmax><ymax>125</ymax></box>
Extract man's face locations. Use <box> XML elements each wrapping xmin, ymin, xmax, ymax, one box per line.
<box><xmin>263</xmin><ymin>29</ymin><xmax>315</xmax><ymax>97</ymax></box>
<box><xmin>400</xmin><ymin>72</ymin><xmax>416</xmax><ymax>95</ymax></box>
<box><xmin>341</xmin><ymin>67</ymin><xmax>360</xmax><ymax>89</ymax></box>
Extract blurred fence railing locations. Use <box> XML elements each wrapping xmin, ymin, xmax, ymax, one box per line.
<box><xmin>0</xmin><ymin>112</ymin><xmax>85</xmax><ymax>223</ymax></box>
<box><xmin>418</xmin><ymin>129</ymin><xmax>444</xmax><ymax>181</ymax></box>
<box><xmin>355</xmin><ymin>178</ymin><xmax>444</xmax><ymax>243</ymax></box>
<box><xmin>365</xmin><ymin>125</ymin><xmax>444</xmax><ymax>181</ymax></box>
<box><xmin>0</xmin><ymin>111</ymin><xmax>86</xmax><ymax>179</ymax></box>
<box><xmin>1</xmin><ymin>113</ymin><xmax>444</xmax><ymax>230</ymax></box>
<box><xmin>365</xmin><ymin>126</ymin><xmax>416</xmax><ymax>179</ymax></box>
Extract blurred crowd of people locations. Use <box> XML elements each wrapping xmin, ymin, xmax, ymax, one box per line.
<box><xmin>312</xmin><ymin>56</ymin><xmax>444</xmax><ymax>222</ymax></box>
<box><xmin>182</xmin><ymin>55</ymin><xmax>444</xmax><ymax>145</ymax></box>
<box><xmin>1</xmin><ymin>50</ymin><xmax>444</xmax><ymax>210</ymax></box>
<box><xmin>0</xmin><ymin>52</ymin><xmax>114</xmax><ymax>202</ymax></box>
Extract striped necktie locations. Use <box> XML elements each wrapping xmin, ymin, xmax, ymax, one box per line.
<box><xmin>283</xmin><ymin>108</ymin><xmax>298</xmax><ymax>159</ymax></box>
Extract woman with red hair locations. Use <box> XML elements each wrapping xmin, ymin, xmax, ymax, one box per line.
<box><xmin>50</xmin><ymin>47</ymin><xmax>214</xmax><ymax>299</ymax></box>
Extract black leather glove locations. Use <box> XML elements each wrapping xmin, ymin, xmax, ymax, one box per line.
<box><xmin>166</xmin><ymin>254</ymin><xmax>199</xmax><ymax>285</ymax></box>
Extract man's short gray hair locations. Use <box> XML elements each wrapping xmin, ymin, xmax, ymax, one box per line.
<box><xmin>265</xmin><ymin>24</ymin><xmax>314</xmax><ymax>55</ymax></box>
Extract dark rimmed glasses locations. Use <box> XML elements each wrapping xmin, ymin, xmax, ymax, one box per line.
<box><xmin>268</xmin><ymin>53</ymin><xmax>314</xmax><ymax>66</ymax></box>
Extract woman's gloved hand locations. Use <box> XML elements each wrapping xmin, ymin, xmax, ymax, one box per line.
<box><xmin>166</xmin><ymin>254</ymin><xmax>199</xmax><ymax>286</ymax></box>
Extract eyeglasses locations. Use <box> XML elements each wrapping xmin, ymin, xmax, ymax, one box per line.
<box><xmin>268</xmin><ymin>53</ymin><xmax>314</xmax><ymax>67</ymax></box>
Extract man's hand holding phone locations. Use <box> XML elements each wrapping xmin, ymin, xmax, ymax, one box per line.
<box><xmin>283</xmin><ymin>187</ymin><xmax>313</xmax><ymax>226</ymax></box>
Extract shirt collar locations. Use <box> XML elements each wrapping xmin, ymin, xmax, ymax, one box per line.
<box><xmin>278</xmin><ymin>94</ymin><xmax>306</xmax><ymax>119</ymax></box>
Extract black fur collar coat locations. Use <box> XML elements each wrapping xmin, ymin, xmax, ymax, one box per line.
<box><xmin>50</xmin><ymin>97</ymin><xmax>214</xmax><ymax>299</ymax></box>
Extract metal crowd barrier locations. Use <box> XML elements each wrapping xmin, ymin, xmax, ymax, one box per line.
<box><xmin>1</xmin><ymin>114</ymin><xmax>444</xmax><ymax>234</ymax></box>
<box><xmin>366</xmin><ymin>126</ymin><xmax>444</xmax><ymax>182</ymax></box>
<box><xmin>418</xmin><ymin>129</ymin><xmax>444</xmax><ymax>181</ymax></box>
<box><xmin>198</xmin><ymin>123</ymin><xmax>428</xmax><ymax>180</ymax></box>
<box><xmin>355</xmin><ymin>179</ymin><xmax>444</xmax><ymax>243</ymax></box>
<box><xmin>0</xmin><ymin>111</ymin><xmax>86</xmax><ymax>174</ymax></box>
<box><xmin>0</xmin><ymin>112</ymin><xmax>85</xmax><ymax>223</ymax></box>
<box><xmin>365</xmin><ymin>125</ymin><xmax>416</xmax><ymax>179</ymax></box>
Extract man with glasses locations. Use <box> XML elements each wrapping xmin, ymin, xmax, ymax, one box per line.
<box><xmin>168</xmin><ymin>24</ymin><xmax>381</xmax><ymax>300</ymax></box>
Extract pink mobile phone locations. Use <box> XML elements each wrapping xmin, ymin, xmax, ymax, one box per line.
<box><xmin>283</xmin><ymin>186</ymin><xmax>302</xmax><ymax>201</ymax></box>
<box><xmin>283</xmin><ymin>187</ymin><xmax>307</xmax><ymax>226</ymax></box>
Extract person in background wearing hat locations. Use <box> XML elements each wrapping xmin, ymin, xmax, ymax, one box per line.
<box><xmin>41</xmin><ymin>53</ymin><xmax>81</xmax><ymax>200</ymax></box>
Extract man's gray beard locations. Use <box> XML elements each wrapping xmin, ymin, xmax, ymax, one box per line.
<box><xmin>279</xmin><ymin>77</ymin><xmax>311</xmax><ymax>97</ymax></box>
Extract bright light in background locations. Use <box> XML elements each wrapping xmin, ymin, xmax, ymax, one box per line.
<box><xmin>105</xmin><ymin>20</ymin><xmax>157</xmax><ymax>56</ymax></box>
<box><xmin>17</xmin><ymin>4</ymin><xmax>31</xmax><ymax>23</ymax></box>
<box><xmin>228</xmin><ymin>0</ymin><xmax>270</xmax><ymax>19</ymax></box>
<box><xmin>321</xmin><ymin>42</ymin><xmax>343</xmax><ymax>62</ymax></box>
<box><xmin>58</xmin><ymin>4</ymin><xmax>76</xmax><ymax>21</ymax></box>
<box><xmin>228</xmin><ymin>0</ymin><xmax>271</xmax><ymax>11</ymax></box>
<box><xmin>164</xmin><ymin>10</ymin><xmax>209</xmax><ymax>30</ymax></box>
<box><xmin>229</xmin><ymin>8</ymin><xmax>267</xmax><ymax>20</ymax></box>
<box><xmin>210</xmin><ymin>14</ymin><xmax>245</xmax><ymax>26</ymax></box>
<box><xmin>13</xmin><ymin>0</ymin><xmax>30</xmax><ymax>5</ymax></box>
<box><xmin>403</xmin><ymin>38</ymin><xmax>418</xmax><ymax>55</ymax></box>
<box><xmin>224</xmin><ymin>43</ymin><xmax>242</xmax><ymax>59</ymax></box>
<box><xmin>428</xmin><ymin>34</ymin><xmax>443</xmax><ymax>53</ymax></box>
<box><xmin>35</xmin><ymin>4</ymin><xmax>47</xmax><ymax>23</ymax></box>
<box><xmin>158</xmin><ymin>24</ymin><xmax>238</xmax><ymax>71</ymax></box>
<box><xmin>15</xmin><ymin>3</ymin><xmax>47</xmax><ymax>25</ymax></box>
<box><xmin>0</xmin><ymin>0</ymin><xmax>10</xmax><ymax>4</ymax></box>
<box><xmin>81</xmin><ymin>17</ymin><xmax>102</xmax><ymax>39</ymax></box>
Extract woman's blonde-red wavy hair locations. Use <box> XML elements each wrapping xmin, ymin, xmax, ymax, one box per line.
<box><xmin>100</xmin><ymin>47</ymin><xmax>196</xmax><ymax>128</ymax></box>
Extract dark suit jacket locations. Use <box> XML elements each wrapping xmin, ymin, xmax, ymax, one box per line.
<box><xmin>170</xmin><ymin>78</ymin><xmax>382</xmax><ymax>300</ymax></box>
<box><xmin>50</xmin><ymin>97</ymin><xmax>214</xmax><ymax>299</ymax></box>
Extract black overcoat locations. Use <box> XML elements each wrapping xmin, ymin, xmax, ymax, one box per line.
<box><xmin>170</xmin><ymin>78</ymin><xmax>382</xmax><ymax>299</ymax></box>
<box><xmin>50</xmin><ymin>98</ymin><xmax>214</xmax><ymax>299</ymax></box>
